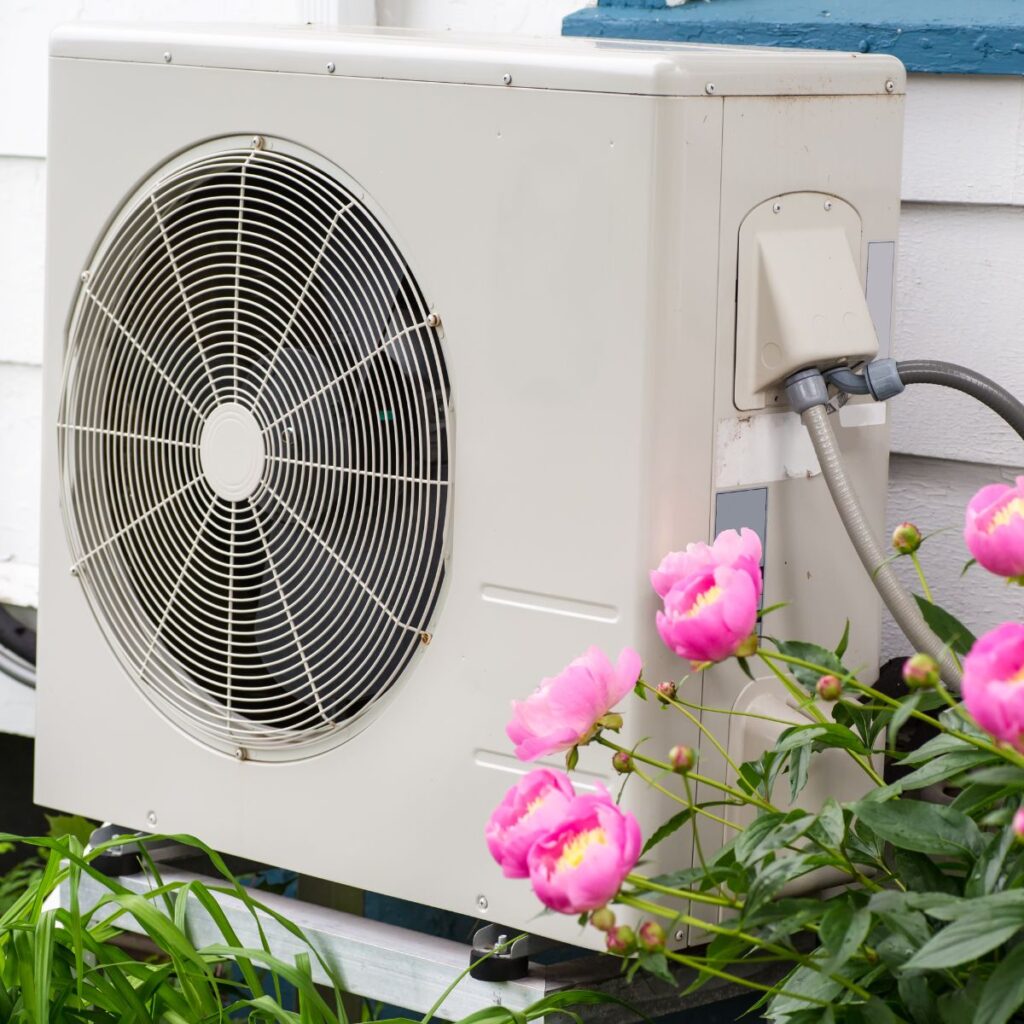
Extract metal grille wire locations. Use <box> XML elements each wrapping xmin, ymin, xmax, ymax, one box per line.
<box><xmin>58</xmin><ymin>139</ymin><xmax>451</xmax><ymax>758</ymax></box>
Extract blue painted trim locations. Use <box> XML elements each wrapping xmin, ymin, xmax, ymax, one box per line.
<box><xmin>562</xmin><ymin>2</ymin><xmax>1024</xmax><ymax>76</ymax></box>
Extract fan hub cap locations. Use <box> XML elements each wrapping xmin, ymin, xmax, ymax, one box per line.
<box><xmin>199</xmin><ymin>402</ymin><xmax>265</xmax><ymax>500</ymax></box>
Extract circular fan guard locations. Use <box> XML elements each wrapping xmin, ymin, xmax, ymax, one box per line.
<box><xmin>58</xmin><ymin>138</ymin><xmax>451</xmax><ymax>758</ymax></box>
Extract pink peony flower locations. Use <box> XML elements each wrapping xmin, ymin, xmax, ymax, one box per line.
<box><xmin>526</xmin><ymin>787</ymin><xmax>642</xmax><ymax>914</ymax></box>
<box><xmin>655</xmin><ymin>565</ymin><xmax>759</xmax><ymax>665</ymax></box>
<box><xmin>962</xmin><ymin>623</ymin><xmax>1024</xmax><ymax>751</ymax></box>
<box><xmin>651</xmin><ymin>528</ymin><xmax>763</xmax><ymax>601</ymax></box>
<box><xmin>484</xmin><ymin>769</ymin><xmax>576</xmax><ymax>879</ymax></box>
<box><xmin>964</xmin><ymin>478</ymin><xmax>1024</xmax><ymax>579</ymax></box>
<box><xmin>507</xmin><ymin>647</ymin><xmax>642</xmax><ymax>761</ymax></box>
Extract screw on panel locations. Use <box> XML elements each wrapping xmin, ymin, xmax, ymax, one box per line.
<box><xmin>234</xmin><ymin>747</ymin><xmax>247</xmax><ymax>761</ymax></box>
<box><xmin>824</xmin><ymin>200</ymin><xmax>833</xmax><ymax>211</ymax></box>
<box><xmin>420</xmin><ymin>631</ymin><xmax>432</xmax><ymax>646</ymax></box>
<box><xmin>326</xmin><ymin>61</ymin><xmax>336</xmax><ymax>73</ymax></box>
<box><xmin>476</xmin><ymin>894</ymin><xmax>489</xmax><ymax>911</ymax></box>
<box><xmin>162</xmin><ymin>51</ymin><xmax>172</xmax><ymax>63</ymax></box>
<box><xmin>426</xmin><ymin>312</ymin><xmax>441</xmax><ymax>328</ymax></box>
<box><xmin>704</xmin><ymin>82</ymin><xmax>716</xmax><ymax>95</ymax></box>
<box><xmin>146</xmin><ymin>810</ymin><xmax>158</xmax><ymax>827</ymax></box>
<box><xmin>69</xmin><ymin>565</ymin><xmax>79</xmax><ymax>577</ymax></box>
<box><xmin>80</xmin><ymin>270</ymin><xmax>91</xmax><ymax>283</ymax></box>
<box><xmin>675</xmin><ymin>929</ymin><xmax>685</xmax><ymax>942</ymax></box>
<box><xmin>251</xmin><ymin>135</ymin><xmax>265</xmax><ymax>150</ymax></box>
<box><xmin>885</xmin><ymin>79</ymin><xmax>896</xmax><ymax>93</ymax></box>
<box><xmin>772</xmin><ymin>202</ymin><xmax>783</xmax><ymax>214</ymax></box>
<box><xmin>502</xmin><ymin>73</ymin><xmax>512</xmax><ymax>86</ymax></box>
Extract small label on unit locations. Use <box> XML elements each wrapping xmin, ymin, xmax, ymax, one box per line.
<box><xmin>715</xmin><ymin>412</ymin><xmax>821</xmax><ymax>489</ymax></box>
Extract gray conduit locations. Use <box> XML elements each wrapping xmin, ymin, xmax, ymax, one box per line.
<box><xmin>802</xmin><ymin>403</ymin><xmax>962</xmax><ymax>690</ymax></box>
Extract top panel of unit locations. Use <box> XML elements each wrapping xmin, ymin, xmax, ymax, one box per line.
<box><xmin>50</xmin><ymin>22</ymin><xmax>905</xmax><ymax>98</ymax></box>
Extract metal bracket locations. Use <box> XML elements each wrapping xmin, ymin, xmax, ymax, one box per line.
<box><xmin>468</xmin><ymin>923</ymin><xmax>556</xmax><ymax>981</ymax></box>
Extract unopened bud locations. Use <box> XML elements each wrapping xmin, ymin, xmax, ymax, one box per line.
<box><xmin>656</xmin><ymin>680</ymin><xmax>677</xmax><ymax>704</ymax></box>
<box><xmin>902</xmin><ymin>652</ymin><xmax>940</xmax><ymax>690</ymax></box>
<box><xmin>669</xmin><ymin>744</ymin><xmax>696</xmax><ymax>774</ymax></box>
<box><xmin>612</xmin><ymin>750</ymin><xmax>634</xmax><ymax>775</ymax></box>
<box><xmin>590</xmin><ymin>907</ymin><xmax>616</xmax><ymax>932</ymax></box>
<box><xmin>637</xmin><ymin>920</ymin><xmax>666</xmax><ymax>952</ymax></box>
<box><xmin>816</xmin><ymin>674</ymin><xmax>842</xmax><ymax>701</ymax></box>
<box><xmin>735</xmin><ymin>633</ymin><xmax>759</xmax><ymax>659</ymax></box>
<box><xmin>891</xmin><ymin>521</ymin><xmax>923</xmax><ymax>556</ymax></box>
<box><xmin>1013</xmin><ymin>808</ymin><xmax>1024</xmax><ymax>843</ymax></box>
<box><xmin>606</xmin><ymin>924</ymin><xmax>636</xmax><ymax>955</ymax></box>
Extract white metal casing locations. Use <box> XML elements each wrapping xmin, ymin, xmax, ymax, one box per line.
<box><xmin>37</xmin><ymin>24</ymin><xmax>904</xmax><ymax>948</ymax></box>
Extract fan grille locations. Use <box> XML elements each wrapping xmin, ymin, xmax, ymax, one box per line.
<box><xmin>58</xmin><ymin>139</ymin><xmax>451</xmax><ymax>758</ymax></box>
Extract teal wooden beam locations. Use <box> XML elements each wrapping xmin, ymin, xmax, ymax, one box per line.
<box><xmin>562</xmin><ymin>1</ymin><xmax>1024</xmax><ymax>76</ymax></box>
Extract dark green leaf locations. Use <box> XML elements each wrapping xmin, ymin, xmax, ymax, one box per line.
<box><xmin>898</xmin><ymin>731</ymin><xmax>974</xmax><ymax>765</ymax></box>
<box><xmin>819</xmin><ymin>901</ymin><xmax>870</xmax><ymax>973</ymax></box>
<box><xmin>892</xmin><ymin>848</ymin><xmax>960</xmax><ymax>895</ymax></box>
<box><xmin>895</xmin><ymin>749</ymin><xmax>994</xmax><ymax>792</ymax></box>
<box><xmin>736</xmin><ymin>656</ymin><xmax>755</xmax><ymax>681</ymax></box>
<box><xmin>836</xmin><ymin>619</ymin><xmax>851</xmax><ymax>659</ymax></box>
<box><xmin>776</xmin><ymin>722</ymin><xmax>870</xmax><ymax>756</ymax></box>
<box><xmin>898</xmin><ymin>974</ymin><xmax>939</xmax><ymax>1024</ymax></box>
<box><xmin>975</xmin><ymin>941</ymin><xmax>1024</xmax><ymax>1024</ymax></box>
<box><xmin>904</xmin><ymin>905</ymin><xmax>1024</xmax><ymax>969</ymax></box>
<box><xmin>789</xmin><ymin>742</ymin><xmax>811</xmax><ymax>802</ymax></box>
<box><xmin>963</xmin><ymin>765</ymin><xmax>1024</xmax><ymax>788</ymax></box>
<box><xmin>966</xmin><ymin>820</ymin><xmax>1016</xmax><ymax>897</ymax></box>
<box><xmin>888</xmin><ymin>692</ymin><xmax>923</xmax><ymax>749</ymax></box>
<box><xmin>771</xmin><ymin>639</ymin><xmax>847</xmax><ymax>690</ymax></box>
<box><xmin>640</xmin><ymin>808</ymin><xmax>694</xmax><ymax>858</ymax></box>
<box><xmin>637</xmin><ymin>951</ymin><xmax>675</xmax><ymax>987</ymax></box>
<box><xmin>961</xmin><ymin>558</ymin><xmax>977</xmax><ymax>578</ymax></box>
<box><xmin>853</xmin><ymin>798</ymin><xmax>984</xmax><ymax>859</ymax></box>
<box><xmin>913</xmin><ymin>594</ymin><xmax>977</xmax><ymax>656</ymax></box>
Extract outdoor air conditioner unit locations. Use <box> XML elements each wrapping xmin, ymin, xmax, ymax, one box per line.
<box><xmin>37</xmin><ymin>24</ymin><xmax>904</xmax><ymax>948</ymax></box>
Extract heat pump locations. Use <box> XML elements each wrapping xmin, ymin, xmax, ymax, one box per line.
<box><xmin>37</xmin><ymin>24</ymin><xmax>904</xmax><ymax>947</ymax></box>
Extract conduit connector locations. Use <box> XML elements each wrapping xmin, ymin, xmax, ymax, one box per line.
<box><xmin>824</xmin><ymin>358</ymin><xmax>905</xmax><ymax>402</ymax></box>
<box><xmin>784</xmin><ymin>367</ymin><xmax>829</xmax><ymax>413</ymax></box>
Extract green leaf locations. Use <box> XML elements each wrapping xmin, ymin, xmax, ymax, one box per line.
<box><xmin>898</xmin><ymin>974</ymin><xmax>939</xmax><ymax>1024</ymax></box>
<box><xmin>775</xmin><ymin>722</ymin><xmax>870</xmax><ymax>756</ymax></box>
<box><xmin>903</xmin><ymin>904</ymin><xmax>1024</xmax><ymax>969</ymax></box>
<box><xmin>565</xmin><ymin>746</ymin><xmax>579</xmax><ymax>771</ymax></box>
<box><xmin>770</xmin><ymin>639</ymin><xmax>847</xmax><ymax>690</ymax></box>
<box><xmin>975</xmin><ymin>941</ymin><xmax>1024</xmax><ymax>1024</ymax></box>
<box><xmin>736</xmin><ymin>656</ymin><xmax>755</xmax><ymax>681</ymax></box>
<box><xmin>633</xmin><ymin>679</ymin><xmax>647</xmax><ymax>700</ymax></box>
<box><xmin>835</xmin><ymin>619</ymin><xmax>851</xmax><ymax>659</ymax></box>
<box><xmin>819</xmin><ymin>901</ymin><xmax>870</xmax><ymax>973</ymax></box>
<box><xmin>966</xmin><ymin>821</ymin><xmax>1016</xmax><ymax>897</ymax></box>
<box><xmin>789</xmin><ymin>742</ymin><xmax>811</xmax><ymax>802</ymax></box>
<box><xmin>637</xmin><ymin>951</ymin><xmax>675</xmax><ymax>987</ymax></box>
<box><xmin>852</xmin><ymin>798</ymin><xmax>984</xmax><ymax>859</ymax></box>
<box><xmin>898</xmin><ymin>731</ymin><xmax>973</xmax><ymax>765</ymax></box>
<box><xmin>912</xmin><ymin>594</ymin><xmax>977</xmax><ymax>656</ymax></box>
<box><xmin>895</xmin><ymin>749</ymin><xmax>994</xmax><ymax>792</ymax></box>
<box><xmin>892</xmin><ymin>848</ymin><xmax>960</xmax><ymax>895</ymax></box>
<box><xmin>640</xmin><ymin>808</ymin><xmax>694</xmax><ymax>857</ymax></box>
<box><xmin>808</xmin><ymin>798</ymin><xmax>845</xmax><ymax>848</ymax></box>
<box><xmin>961</xmin><ymin>557</ymin><xmax>978</xmax><ymax>578</ymax></box>
<box><xmin>963</xmin><ymin>764</ymin><xmax>1024</xmax><ymax>788</ymax></box>
<box><xmin>888</xmin><ymin>692</ymin><xmax>923</xmax><ymax>749</ymax></box>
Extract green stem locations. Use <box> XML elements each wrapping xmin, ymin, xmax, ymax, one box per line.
<box><xmin>597</xmin><ymin>736</ymin><xmax>776</xmax><ymax>813</ymax></box>
<box><xmin>758</xmin><ymin>654</ymin><xmax>886</xmax><ymax>789</ymax></box>
<box><xmin>625</xmin><ymin>873</ymin><xmax>737</xmax><ymax>910</ymax></box>
<box><xmin>632</xmin><ymin>763</ymin><xmax>740</xmax><ymax>831</ymax></box>
<box><xmin>910</xmin><ymin>551</ymin><xmax>933</xmax><ymax>603</ymax></box>
<box><xmin>620</xmin><ymin>894</ymin><xmax>873</xmax><ymax>1002</ymax></box>
<box><xmin>643</xmin><ymin>681</ymin><xmax>744</xmax><ymax>778</ymax></box>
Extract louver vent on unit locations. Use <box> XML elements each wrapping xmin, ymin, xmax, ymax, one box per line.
<box><xmin>58</xmin><ymin>139</ymin><xmax>451</xmax><ymax>758</ymax></box>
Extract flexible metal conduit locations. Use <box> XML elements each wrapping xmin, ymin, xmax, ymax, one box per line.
<box><xmin>896</xmin><ymin>359</ymin><xmax>1024</xmax><ymax>443</ymax></box>
<box><xmin>802</xmin><ymin>403</ymin><xmax>962</xmax><ymax>689</ymax></box>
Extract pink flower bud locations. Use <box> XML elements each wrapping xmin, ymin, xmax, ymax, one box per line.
<box><xmin>816</xmin><ymin>674</ymin><xmax>842</xmax><ymax>701</ymax></box>
<box><xmin>612</xmin><ymin>750</ymin><xmax>634</xmax><ymax>775</ymax></box>
<box><xmin>637</xmin><ymin>920</ymin><xmax>666</xmax><ymax>952</ymax></box>
<box><xmin>606</xmin><ymin>925</ymin><xmax>636</xmax><ymax>955</ymax></box>
<box><xmin>902</xmin><ymin>653</ymin><xmax>940</xmax><ymax>690</ymax></box>
<box><xmin>1013</xmin><ymin>808</ymin><xmax>1024</xmax><ymax>842</ymax></box>
<box><xmin>891</xmin><ymin>521</ymin><xmax>923</xmax><ymax>555</ymax></box>
<box><xmin>669</xmin><ymin>744</ymin><xmax>696</xmax><ymax>774</ymax></box>
<box><xmin>656</xmin><ymin>680</ymin><xmax>677</xmax><ymax>704</ymax></box>
<box><xmin>590</xmin><ymin>907</ymin><xmax>616</xmax><ymax>932</ymax></box>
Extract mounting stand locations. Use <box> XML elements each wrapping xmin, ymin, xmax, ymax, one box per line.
<box><xmin>59</xmin><ymin>861</ymin><xmax>790</xmax><ymax>1017</ymax></box>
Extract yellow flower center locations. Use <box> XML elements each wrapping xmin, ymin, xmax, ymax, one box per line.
<box><xmin>556</xmin><ymin>827</ymin><xmax>607</xmax><ymax>871</ymax></box>
<box><xmin>525</xmin><ymin>795</ymin><xmax>547</xmax><ymax>817</ymax></box>
<box><xmin>687</xmin><ymin>585</ymin><xmax>722</xmax><ymax>617</ymax></box>
<box><xmin>989</xmin><ymin>496</ymin><xmax>1024</xmax><ymax>533</ymax></box>
<box><xmin>1008</xmin><ymin>664</ymin><xmax>1024</xmax><ymax>685</ymax></box>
